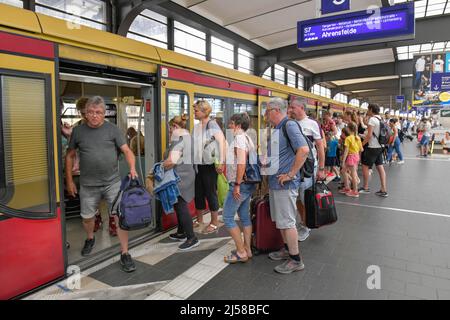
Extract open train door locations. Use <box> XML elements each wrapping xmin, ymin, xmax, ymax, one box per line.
<box><xmin>0</xmin><ymin>32</ymin><xmax>65</xmax><ymax>299</ymax></box>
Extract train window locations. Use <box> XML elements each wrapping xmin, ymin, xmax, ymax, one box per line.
<box><xmin>168</xmin><ymin>93</ymin><xmax>189</xmax><ymax>121</ymax></box>
<box><xmin>0</xmin><ymin>75</ymin><xmax>51</xmax><ymax>214</ymax></box>
<box><xmin>233</xmin><ymin>102</ymin><xmax>258</xmax><ymax>130</ymax></box>
<box><xmin>126</xmin><ymin>105</ymin><xmax>145</xmax><ymax>134</ymax></box>
<box><xmin>194</xmin><ymin>96</ymin><xmax>224</xmax><ymax>130</ymax></box>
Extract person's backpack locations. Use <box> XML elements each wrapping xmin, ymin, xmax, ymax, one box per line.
<box><xmin>282</xmin><ymin>120</ymin><xmax>315</xmax><ymax>179</ymax></box>
<box><xmin>112</xmin><ymin>176</ymin><xmax>152</xmax><ymax>231</ymax></box>
<box><xmin>373</xmin><ymin>117</ymin><xmax>390</xmax><ymax>147</ymax></box>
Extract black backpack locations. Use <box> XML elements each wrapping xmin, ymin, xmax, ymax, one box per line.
<box><xmin>373</xmin><ymin>116</ymin><xmax>390</xmax><ymax>147</ymax></box>
<box><xmin>282</xmin><ymin>120</ymin><xmax>315</xmax><ymax>180</ymax></box>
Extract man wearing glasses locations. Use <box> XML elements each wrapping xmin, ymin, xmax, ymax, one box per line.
<box><xmin>66</xmin><ymin>96</ymin><xmax>138</xmax><ymax>272</ymax></box>
<box><xmin>264</xmin><ymin>97</ymin><xmax>310</xmax><ymax>274</ymax></box>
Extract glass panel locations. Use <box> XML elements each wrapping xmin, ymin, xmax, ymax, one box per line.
<box><xmin>211</xmin><ymin>58</ymin><xmax>234</xmax><ymax>69</ymax></box>
<box><xmin>211</xmin><ymin>42</ymin><xmax>234</xmax><ymax>66</ymax></box>
<box><xmin>287</xmin><ymin>70</ymin><xmax>296</xmax><ymax>88</ymax></box>
<box><xmin>174</xmin><ymin>47</ymin><xmax>205</xmax><ymax>60</ymax></box>
<box><xmin>262</xmin><ymin>67</ymin><xmax>271</xmax><ymax>80</ymax></box>
<box><xmin>126</xmin><ymin>105</ymin><xmax>145</xmax><ymax>136</ymax></box>
<box><xmin>127</xmin><ymin>32</ymin><xmax>168</xmax><ymax>49</ymax></box>
<box><xmin>141</xmin><ymin>9</ymin><xmax>167</xmax><ymax>24</ymax></box>
<box><xmin>129</xmin><ymin>15</ymin><xmax>167</xmax><ymax>43</ymax></box>
<box><xmin>0</xmin><ymin>0</ymin><xmax>23</xmax><ymax>7</ymax></box>
<box><xmin>36</xmin><ymin>0</ymin><xmax>106</xmax><ymax>26</ymax></box>
<box><xmin>174</xmin><ymin>29</ymin><xmax>206</xmax><ymax>57</ymax></box>
<box><xmin>168</xmin><ymin>93</ymin><xmax>188</xmax><ymax>121</ymax></box>
<box><xmin>274</xmin><ymin>64</ymin><xmax>285</xmax><ymax>84</ymax></box>
<box><xmin>398</xmin><ymin>53</ymin><xmax>408</xmax><ymax>60</ymax></box>
<box><xmin>1</xmin><ymin>76</ymin><xmax>50</xmax><ymax>213</ymax></box>
<box><xmin>174</xmin><ymin>21</ymin><xmax>205</xmax><ymax>39</ymax></box>
<box><xmin>233</xmin><ymin>102</ymin><xmax>258</xmax><ymax>131</ymax></box>
<box><xmin>36</xmin><ymin>5</ymin><xmax>106</xmax><ymax>30</ymax></box>
<box><xmin>211</xmin><ymin>36</ymin><xmax>233</xmax><ymax>51</ymax></box>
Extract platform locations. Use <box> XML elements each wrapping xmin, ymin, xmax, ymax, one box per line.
<box><xmin>27</xmin><ymin>141</ymin><xmax>450</xmax><ymax>300</ymax></box>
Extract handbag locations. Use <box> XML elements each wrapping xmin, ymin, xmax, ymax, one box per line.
<box><xmin>243</xmin><ymin>136</ymin><xmax>261</xmax><ymax>184</ymax></box>
<box><xmin>202</xmin><ymin>120</ymin><xmax>219</xmax><ymax>164</ymax></box>
<box><xmin>304</xmin><ymin>176</ymin><xmax>337</xmax><ymax>229</ymax></box>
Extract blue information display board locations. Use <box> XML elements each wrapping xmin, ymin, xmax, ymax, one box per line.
<box><xmin>298</xmin><ymin>3</ymin><xmax>415</xmax><ymax>51</ymax></box>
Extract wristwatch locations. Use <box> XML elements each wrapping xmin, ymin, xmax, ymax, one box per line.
<box><xmin>287</xmin><ymin>172</ymin><xmax>294</xmax><ymax>179</ymax></box>
<box><xmin>234</xmin><ymin>182</ymin><xmax>241</xmax><ymax>186</ymax></box>
<box><xmin>319</xmin><ymin>167</ymin><xmax>325</xmax><ymax>171</ymax></box>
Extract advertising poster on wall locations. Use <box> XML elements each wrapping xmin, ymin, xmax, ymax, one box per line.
<box><xmin>413</xmin><ymin>52</ymin><xmax>450</xmax><ymax>108</ymax></box>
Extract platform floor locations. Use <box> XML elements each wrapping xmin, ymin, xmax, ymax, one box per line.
<box><xmin>27</xmin><ymin>140</ymin><xmax>450</xmax><ymax>300</ymax></box>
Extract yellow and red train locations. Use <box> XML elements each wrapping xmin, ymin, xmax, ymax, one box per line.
<box><xmin>0</xmin><ymin>4</ymin><xmax>360</xmax><ymax>299</ymax></box>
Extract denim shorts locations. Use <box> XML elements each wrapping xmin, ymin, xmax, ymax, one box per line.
<box><xmin>222</xmin><ymin>183</ymin><xmax>256</xmax><ymax>229</ymax></box>
<box><xmin>79</xmin><ymin>181</ymin><xmax>121</xmax><ymax>219</ymax></box>
<box><xmin>420</xmin><ymin>135</ymin><xmax>430</xmax><ymax>146</ymax></box>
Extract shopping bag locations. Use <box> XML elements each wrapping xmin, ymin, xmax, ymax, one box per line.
<box><xmin>217</xmin><ymin>172</ymin><xmax>229</xmax><ymax>208</ymax></box>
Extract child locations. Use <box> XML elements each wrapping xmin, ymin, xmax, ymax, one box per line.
<box><xmin>325</xmin><ymin>132</ymin><xmax>340</xmax><ymax>181</ymax></box>
<box><xmin>340</xmin><ymin>123</ymin><xmax>363</xmax><ymax>198</ymax></box>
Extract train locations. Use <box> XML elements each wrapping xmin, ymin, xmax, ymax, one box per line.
<box><xmin>0</xmin><ymin>3</ymin><xmax>361</xmax><ymax>299</ymax></box>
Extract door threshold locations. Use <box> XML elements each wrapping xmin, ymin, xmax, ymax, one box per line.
<box><xmin>72</xmin><ymin>229</ymin><xmax>161</xmax><ymax>271</ymax></box>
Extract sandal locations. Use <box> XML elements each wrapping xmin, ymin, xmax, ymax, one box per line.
<box><xmin>202</xmin><ymin>223</ymin><xmax>218</xmax><ymax>234</ymax></box>
<box><xmin>231</xmin><ymin>249</ymin><xmax>252</xmax><ymax>259</ymax></box>
<box><xmin>224</xmin><ymin>251</ymin><xmax>248</xmax><ymax>264</ymax></box>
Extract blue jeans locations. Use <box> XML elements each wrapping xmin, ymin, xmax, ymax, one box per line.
<box><xmin>387</xmin><ymin>137</ymin><xmax>403</xmax><ymax>162</ymax></box>
<box><xmin>222</xmin><ymin>183</ymin><xmax>256</xmax><ymax>229</ymax></box>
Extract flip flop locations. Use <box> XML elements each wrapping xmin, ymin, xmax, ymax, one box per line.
<box><xmin>202</xmin><ymin>223</ymin><xmax>218</xmax><ymax>234</ymax></box>
<box><xmin>224</xmin><ymin>251</ymin><xmax>248</xmax><ymax>264</ymax></box>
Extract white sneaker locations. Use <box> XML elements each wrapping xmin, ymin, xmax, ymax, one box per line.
<box><xmin>397</xmin><ymin>160</ymin><xmax>405</xmax><ymax>164</ymax></box>
<box><xmin>297</xmin><ymin>225</ymin><xmax>311</xmax><ymax>242</ymax></box>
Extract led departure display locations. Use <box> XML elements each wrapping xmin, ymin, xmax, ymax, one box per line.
<box><xmin>298</xmin><ymin>3</ymin><xmax>415</xmax><ymax>51</ymax></box>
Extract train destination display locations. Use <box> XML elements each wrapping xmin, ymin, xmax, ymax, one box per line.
<box><xmin>298</xmin><ymin>2</ymin><xmax>415</xmax><ymax>51</ymax></box>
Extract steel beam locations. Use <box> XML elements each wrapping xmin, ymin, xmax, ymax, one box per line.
<box><xmin>115</xmin><ymin>0</ymin><xmax>169</xmax><ymax>35</ymax></box>
<box><xmin>313</xmin><ymin>60</ymin><xmax>412</xmax><ymax>83</ymax></box>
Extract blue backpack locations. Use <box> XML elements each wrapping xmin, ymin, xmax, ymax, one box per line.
<box><xmin>112</xmin><ymin>176</ymin><xmax>152</xmax><ymax>231</ymax></box>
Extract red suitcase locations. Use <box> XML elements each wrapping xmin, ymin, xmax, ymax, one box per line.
<box><xmin>251</xmin><ymin>195</ymin><xmax>284</xmax><ymax>255</ymax></box>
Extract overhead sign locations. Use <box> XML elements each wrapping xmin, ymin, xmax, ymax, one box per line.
<box><xmin>321</xmin><ymin>0</ymin><xmax>350</xmax><ymax>15</ymax></box>
<box><xmin>298</xmin><ymin>2</ymin><xmax>415</xmax><ymax>51</ymax></box>
<box><xmin>396</xmin><ymin>95</ymin><xmax>405</xmax><ymax>103</ymax></box>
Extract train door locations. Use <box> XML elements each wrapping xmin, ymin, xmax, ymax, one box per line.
<box><xmin>0</xmin><ymin>33</ymin><xmax>65</xmax><ymax>299</ymax></box>
<box><xmin>159</xmin><ymin>88</ymin><xmax>193</xmax><ymax>230</ymax></box>
<box><xmin>59</xmin><ymin>74</ymin><xmax>157</xmax><ymax>265</ymax></box>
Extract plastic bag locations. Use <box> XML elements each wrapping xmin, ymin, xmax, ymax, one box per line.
<box><xmin>217</xmin><ymin>172</ymin><xmax>229</xmax><ymax>208</ymax></box>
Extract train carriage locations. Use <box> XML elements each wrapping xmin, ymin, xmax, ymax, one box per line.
<box><xmin>0</xmin><ymin>3</ymin><xmax>360</xmax><ymax>299</ymax></box>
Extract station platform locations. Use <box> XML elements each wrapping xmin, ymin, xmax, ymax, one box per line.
<box><xmin>27</xmin><ymin>141</ymin><xmax>450</xmax><ymax>300</ymax></box>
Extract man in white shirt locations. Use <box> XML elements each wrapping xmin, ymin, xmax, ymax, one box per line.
<box><xmin>433</xmin><ymin>55</ymin><xmax>445</xmax><ymax>73</ymax></box>
<box><xmin>418</xmin><ymin>118</ymin><xmax>432</xmax><ymax>157</ymax></box>
<box><xmin>288</xmin><ymin>97</ymin><xmax>326</xmax><ymax>242</ymax></box>
<box><xmin>415</xmin><ymin>56</ymin><xmax>426</xmax><ymax>89</ymax></box>
<box><xmin>360</xmin><ymin>104</ymin><xmax>388</xmax><ymax>197</ymax></box>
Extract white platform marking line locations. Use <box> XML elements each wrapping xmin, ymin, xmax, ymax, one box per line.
<box><xmin>335</xmin><ymin>201</ymin><xmax>450</xmax><ymax>218</ymax></box>
<box><xmin>146</xmin><ymin>240</ymin><xmax>235</xmax><ymax>300</ymax></box>
<box><xmin>402</xmin><ymin>156</ymin><xmax>450</xmax><ymax>162</ymax></box>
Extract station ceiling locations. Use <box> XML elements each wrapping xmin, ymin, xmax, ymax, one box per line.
<box><xmin>148</xmin><ymin>0</ymin><xmax>450</xmax><ymax>107</ymax></box>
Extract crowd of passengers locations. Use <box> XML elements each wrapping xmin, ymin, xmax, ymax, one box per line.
<box><xmin>61</xmin><ymin>95</ymin><xmax>425</xmax><ymax>274</ymax></box>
